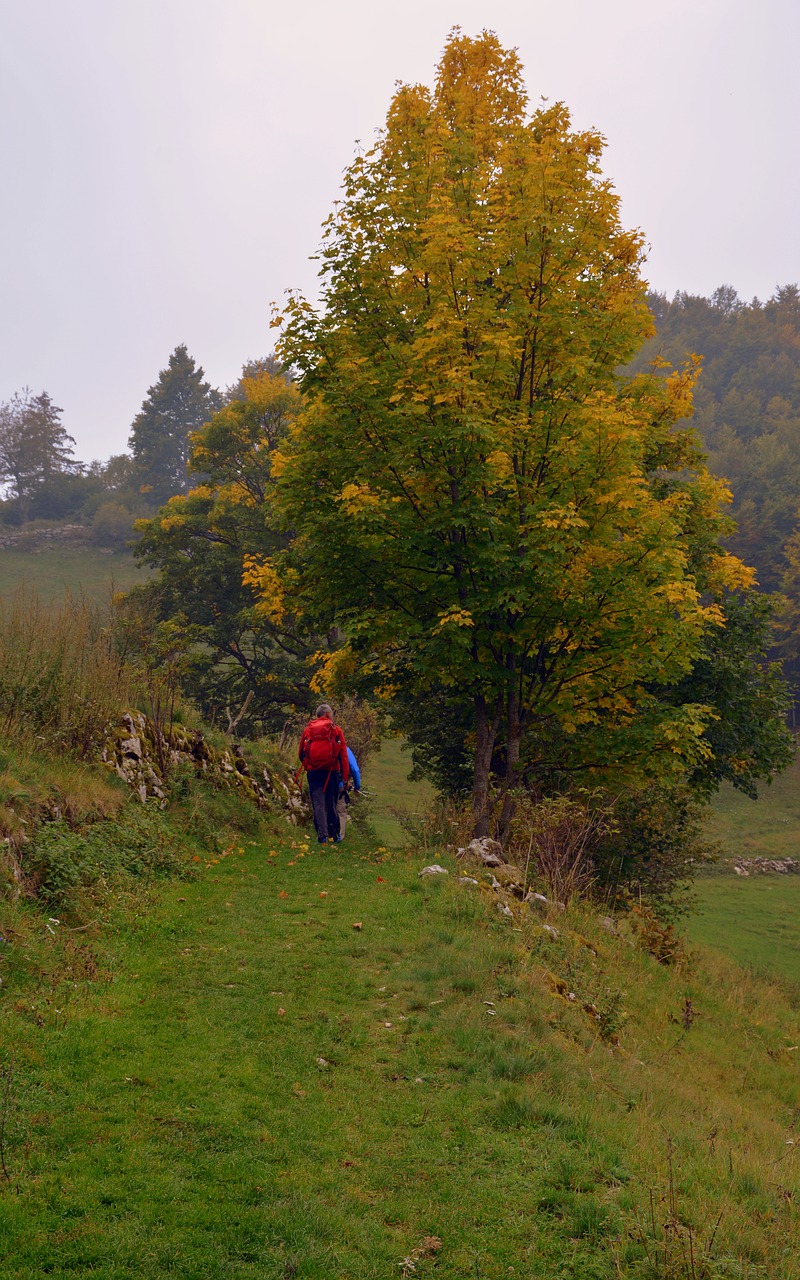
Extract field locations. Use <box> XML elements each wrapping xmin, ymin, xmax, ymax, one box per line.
<box><xmin>687</xmin><ymin>876</ymin><xmax>800</xmax><ymax>985</ymax></box>
<box><xmin>679</xmin><ymin>751</ymin><xmax>800</xmax><ymax>980</ymax></box>
<box><xmin>705</xmin><ymin>752</ymin><xmax>800</xmax><ymax>863</ymax></box>
<box><xmin>0</xmin><ymin>545</ymin><xmax>147</xmax><ymax>603</ymax></box>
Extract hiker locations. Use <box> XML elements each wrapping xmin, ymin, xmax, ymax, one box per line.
<box><xmin>336</xmin><ymin>746</ymin><xmax>361</xmax><ymax>840</ymax></box>
<box><xmin>297</xmin><ymin>704</ymin><xmax>350</xmax><ymax>843</ymax></box>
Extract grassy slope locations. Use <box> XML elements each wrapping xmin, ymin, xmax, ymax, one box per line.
<box><xmin>2</xmin><ymin>823</ymin><xmax>800</xmax><ymax>1278</ymax></box>
<box><xmin>0</xmin><ymin>546</ymin><xmax>147</xmax><ymax>602</ymax></box>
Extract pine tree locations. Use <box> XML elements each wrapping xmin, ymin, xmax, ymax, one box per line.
<box><xmin>129</xmin><ymin>346</ymin><xmax>220</xmax><ymax>507</ymax></box>
<box><xmin>0</xmin><ymin>388</ymin><xmax>78</xmax><ymax>521</ymax></box>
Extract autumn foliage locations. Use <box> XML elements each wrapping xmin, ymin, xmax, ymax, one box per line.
<box><xmin>269</xmin><ymin>31</ymin><xmax>758</xmax><ymax>833</ymax></box>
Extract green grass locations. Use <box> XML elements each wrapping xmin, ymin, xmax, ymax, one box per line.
<box><xmin>687</xmin><ymin>876</ymin><xmax>800</xmax><ymax>986</ymax></box>
<box><xmin>706</xmin><ymin>752</ymin><xmax>800</xmax><ymax>862</ymax></box>
<box><xmin>2</xmin><ymin>821</ymin><xmax>800</xmax><ymax>1277</ymax></box>
<box><xmin>683</xmin><ymin>751</ymin><xmax>800</xmax><ymax>984</ymax></box>
<box><xmin>0</xmin><ymin>545</ymin><xmax>147</xmax><ymax>603</ymax></box>
<box><xmin>361</xmin><ymin>736</ymin><xmax>434</xmax><ymax>846</ymax></box>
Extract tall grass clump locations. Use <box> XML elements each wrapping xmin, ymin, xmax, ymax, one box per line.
<box><xmin>0</xmin><ymin>588</ymin><xmax>139</xmax><ymax>757</ymax></box>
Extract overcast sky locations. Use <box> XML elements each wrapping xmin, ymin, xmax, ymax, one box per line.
<box><xmin>1</xmin><ymin>0</ymin><xmax>798</xmax><ymax>462</ymax></box>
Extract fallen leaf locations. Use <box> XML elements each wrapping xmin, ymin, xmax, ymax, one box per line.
<box><xmin>278</xmin><ymin>890</ymin><xmax>289</xmax><ymax>899</ymax></box>
<box><xmin>352</xmin><ymin>921</ymin><xmax>363</xmax><ymax>931</ymax></box>
<box><xmin>376</xmin><ymin>876</ymin><xmax>385</xmax><ymax>882</ymax></box>
<box><xmin>278</xmin><ymin>1007</ymin><xmax>286</xmax><ymax>1016</ymax></box>
<box><xmin>319</xmin><ymin>891</ymin><xmax>329</xmax><ymax>898</ymax></box>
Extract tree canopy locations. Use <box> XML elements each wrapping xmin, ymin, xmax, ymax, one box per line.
<box><xmin>267</xmin><ymin>30</ymin><xmax>761</xmax><ymax>833</ymax></box>
<box><xmin>134</xmin><ymin>364</ymin><xmax>312</xmax><ymax>731</ymax></box>
<box><xmin>632</xmin><ymin>285</ymin><xmax>800</xmax><ymax>596</ymax></box>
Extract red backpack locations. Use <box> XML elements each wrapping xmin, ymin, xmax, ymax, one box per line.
<box><xmin>300</xmin><ymin>718</ymin><xmax>342</xmax><ymax>772</ymax></box>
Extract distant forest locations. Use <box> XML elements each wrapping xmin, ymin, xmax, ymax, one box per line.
<box><xmin>629</xmin><ymin>285</ymin><xmax>800</xmax><ymax>682</ymax></box>
<box><xmin>2</xmin><ymin>289</ymin><xmax>800</xmax><ymax>647</ymax></box>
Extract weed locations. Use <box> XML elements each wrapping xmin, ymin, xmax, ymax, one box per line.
<box><xmin>0</xmin><ymin>1054</ymin><xmax>12</xmax><ymax>1180</ymax></box>
<box><xmin>632</xmin><ymin>903</ymin><xmax>684</xmax><ymax>965</ymax></box>
<box><xmin>0</xmin><ymin>588</ymin><xmax>141</xmax><ymax>756</ymax></box>
<box><xmin>23</xmin><ymin>804</ymin><xmax>194</xmax><ymax>910</ymax></box>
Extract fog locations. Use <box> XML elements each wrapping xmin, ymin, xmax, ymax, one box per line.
<box><xmin>1</xmin><ymin>0</ymin><xmax>797</xmax><ymax>460</ymax></box>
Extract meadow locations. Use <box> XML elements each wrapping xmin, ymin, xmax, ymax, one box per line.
<box><xmin>0</xmin><ymin>545</ymin><xmax>147</xmax><ymax>602</ymax></box>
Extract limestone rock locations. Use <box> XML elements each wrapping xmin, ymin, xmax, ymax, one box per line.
<box><xmin>490</xmin><ymin>864</ymin><xmax>525</xmax><ymax>891</ymax></box>
<box><xmin>733</xmin><ymin>857</ymin><xmax>800</xmax><ymax>877</ymax></box>
<box><xmin>456</xmin><ymin>836</ymin><xmax>505</xmax><ymax>867</ymax></box>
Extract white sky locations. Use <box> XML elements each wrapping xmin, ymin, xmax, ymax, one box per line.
<box><xmin>1</xmin><ymin>0</ymin><xmax>798</xmax><ymax>462</ymax></box>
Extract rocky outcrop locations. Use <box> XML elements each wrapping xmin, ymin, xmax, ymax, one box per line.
<box><xmin>449</xmin><ymin>836</ymin><xmax>570</xmax><ymax>923</ymax></box>
<box><xmin>456</xmin><ymin>836</ymin><xmax>504</xmax><ymax>867</ymax></box>
<box><xmin>732</xmin><ymin>857</ymin><xmax>800</xmax><ymax>877</ymax></box>
<box><xmin>101</xmin><ymin>711</ymin><xmax>309</xmax><ymax>822</ymax></box>
<box><xmin>0</xmin><ymin>523</ymin><xmax>91</xmax><ymax>551</ymax></box>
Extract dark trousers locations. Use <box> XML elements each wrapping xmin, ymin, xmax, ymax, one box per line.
<box><xmin>307</xmin><ymin>769</ymin><xmax>341</xmax><ymax>841</ymax></box>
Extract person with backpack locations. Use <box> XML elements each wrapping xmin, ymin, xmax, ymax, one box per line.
<box><xmin>297</xmin><ymin>704</ymin><xmax>350</xmax><ymax>843</ymax></box>
<box><xmin>336</xmin><ymin>746</ymin><xmax>361</xmax><ymax>840</ymax></box>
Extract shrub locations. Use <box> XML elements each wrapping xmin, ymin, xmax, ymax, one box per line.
<box><xmin>91</xmin><ymin>502</ymin><xmax>135</xmax><ymax>549</ymax></box>
<box><xmin>592</xmin><ymin>784</ymin><xmax>718</xmax><ymax>919</ymax></box>
<box><xmin>25</xmin><ymin>804</ymin><xmax>193</xmax><ymax>909</ymax></box>
<box><xmin>505</xmin><ymin>791</ymin><xmax>612</xmax><ymax>903</ymax></box>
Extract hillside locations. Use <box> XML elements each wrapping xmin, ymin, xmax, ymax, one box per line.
<box><xmin>2</xmin><ymin>815</ymin><xmax>800</xmax><ymax>1278</ymax></box>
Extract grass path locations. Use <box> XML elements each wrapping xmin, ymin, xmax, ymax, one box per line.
<box><xmin>2</xmin><ymin>831</ymin><xmax>611</xmax><ymax>1279</ymax></box>
<box><xmin>361</xmin><ymin>738</ymin><xmax>434</xmax><ymax>846</ymax></box>
<box><xmin>3</xmin><ymin>824</ymin><xmax>800</xmax><ymax>1277</ymax></box>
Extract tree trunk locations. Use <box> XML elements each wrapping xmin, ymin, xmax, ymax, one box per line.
<box><xmin>472</xmin><ymin>693</ymin><xmax>501</xmax><ymax>837</ymax></box>
<box><xmin>497</xmin><ymin>679</ymin><xmax>522</xmax><ymax>843</ymax></box>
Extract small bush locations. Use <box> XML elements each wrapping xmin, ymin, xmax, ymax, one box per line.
<box><xmin>25</xmin><ymin>804</ymin><xmax>193</xmax><ymax>909</ymax></box>
<box><xmin>592</xmin><ymin>784</ymin><xmax>718</xmax><ymax>919</ymax></box>
<box><xmin>506</xmin><ymin>791</ymin><xmax>612</xmax><ymax>903</ymax></box>
<box><xmin>91</xmin><ymin>502</ymin><xmax>136</xmax><ymax>549</ymax></box>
